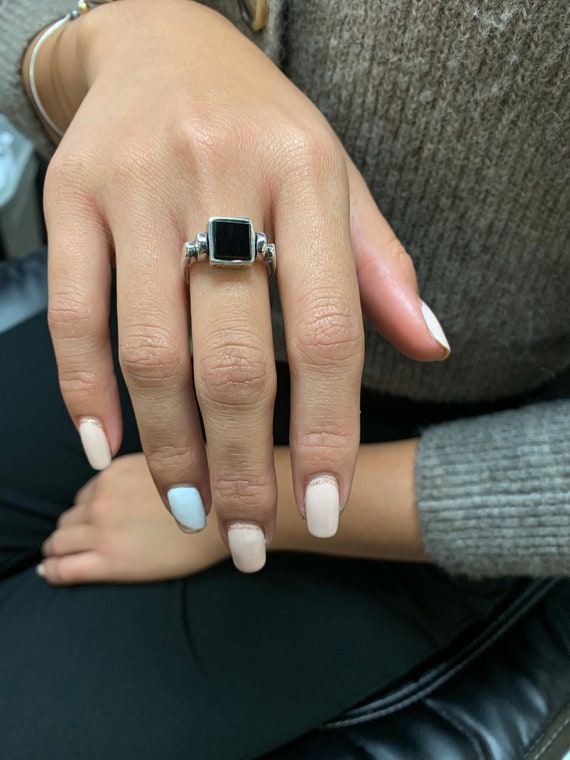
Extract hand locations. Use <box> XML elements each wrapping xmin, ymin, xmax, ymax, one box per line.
<box><xmin>38</xmin><ymin>443</ymin><xmax>425</xmax><ymax>585</ymax></box>
<box><xmin>25</xmin><ymin>0</ymin><xmax>448</xmax><ymax>572</ymax></box>
<box><xmin>39</xmin><ymin>453</ymin><xmax>229</xmax><ymax>585</ymax></box>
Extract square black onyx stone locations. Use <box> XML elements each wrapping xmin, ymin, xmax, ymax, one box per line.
<box><xmin>209</xmin><ymin>218</ymin><xmax>254</xmax><ymax>264</ymax></box>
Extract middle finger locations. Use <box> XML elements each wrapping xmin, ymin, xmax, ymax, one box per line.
<box><xmin>190</xmin><ymin>214</ymin><xmax>277</xmax><ymax>573</ymax></box>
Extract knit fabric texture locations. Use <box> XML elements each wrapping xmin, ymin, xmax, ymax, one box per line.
<box><xmin>284</xmin><ymin>0</ymin><xmax>570</xmax><ymax>402</ymax></box>
<box><xmin>417</xmin><ymin>400</ymin><xmax>570</xmax><ymax>576</ymax></box>
<box><xmin>0</xmin><ymin>0</ymin><xmax>72</xmax><ymax>157</ymax></box>
<box><xmin>0</xmin><ymin>0</ymin><xmax>568</xmax><ymax>577</ymax></box>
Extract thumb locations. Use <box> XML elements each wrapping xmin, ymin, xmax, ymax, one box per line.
<box><xmin>345</xmin><ymin>151</ymin><xmax>450</xmax><ymax>361</ymax></box>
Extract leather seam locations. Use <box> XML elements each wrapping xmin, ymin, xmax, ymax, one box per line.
<box><xmin>533</xmin><ymin>716</ymin><xmax>570</xmax><ymax>760</ymax></box>
<box><xmin>527</xmin><ymin>705</ymin><xmax>570</xmax><ymax>760</ymax></box>
<box><xmin>323</xmin><ymin>579</ymin><xmax>557</xmax><ymax>728</ymax></box>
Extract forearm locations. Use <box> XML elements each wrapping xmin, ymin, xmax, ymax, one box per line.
<box><xmin>273</xmin><ymin>440</ymin><xmax>428</xmax><ymax>563</ymax></box>
<box><xmin>276</xmin><ymin>399</ymin><xmax>570</xmax><ymax>577</ymax></box>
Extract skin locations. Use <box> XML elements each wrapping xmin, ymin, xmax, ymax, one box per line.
<box><xmin>23</xmin><ymin>0</ymin><xmax>448</xmax><ymax>570</ymax></box>
<box><xmin>39</xmin><ymin>443</ymin><xmax>427</xmax><ymax>585</ymax></box>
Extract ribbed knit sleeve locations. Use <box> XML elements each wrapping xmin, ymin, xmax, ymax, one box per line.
<box><xmin>416</xmin><ymin>401</ymin><xmax>570</xmax><ymax>577</ymax></box>
<box><xmin>0</xmin><ymin>1</ymin><xmax>73</xmax><ymax>156</ymax></box>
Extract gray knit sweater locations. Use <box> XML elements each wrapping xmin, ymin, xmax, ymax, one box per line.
<box><xmin>1</xmin><ymin>0</ymin><xmax>568</xmax><ymax>576</ymax></box>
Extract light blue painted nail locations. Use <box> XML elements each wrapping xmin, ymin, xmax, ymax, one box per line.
<box><xmin>167</xmin><ymin>486</ymin><xmax>206</xmax><ymax>532</ymax></box>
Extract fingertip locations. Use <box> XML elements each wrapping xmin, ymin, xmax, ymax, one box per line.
<box><xmin>305</xmin><ymin>475</ymin><xmax>340</xmax><ymax>538</ymax></box>
<box><xmin>39</xmin><ymin>555</ymin><xmax>97</xmax><ymax>586</ymax></box>
<box><xmin>167</xmin><ymin>485</ymin><xmax>207</xmax><ymax>532</ymax></box>
<box><xmin>420</xmin><ymin>300</ymin><xmax>451</xmax><ymax>360</ymax></box>
<box><xmin>359</xmin><ymin>263</ymin><xmax>451</xmax><ymax>361</ymax></box>
<box><xmin>36</xmin><ymin>558</ymin><xmax>64</xmax><ymax>585</ymax></box>
<box><xmin>78</xmin><ymin>417</ymin><xmax>112</xmax><ymax>470</ymax></box>
<box><xmin>37</xmin><ymin>558</ymin><xmax>60</xmax><ymax>585</ymax></box>
<box><xmin>227</xmin><ymin>523</ymin><xmax>267</xmax><ymax>573</ymax></box>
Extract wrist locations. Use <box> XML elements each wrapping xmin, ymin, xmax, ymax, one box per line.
<box><xmin>272</xmin><ymin>440</ymin><xmax>427</xmax><ymax>563</ymax></box>
<box><xmin>22</xmin><ymin>11</ymin><xmax>96</xmax><ymax>140</ymax></box>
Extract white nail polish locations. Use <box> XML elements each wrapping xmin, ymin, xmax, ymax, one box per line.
<box><xmin>36</xmin><ymin>563</ymin><xmax>46</xmax><ymax>578</ymax></box>
<box><xmin>305</xmin><ymin>476</ymin><xmax>340</xmax><ymax>538</ymax></box>
<box><xmin>228</xmin><ymin>525</ymin><xmax>266</xmax><ymax>573</ymax></box>
<box><xmin>420</xmin><ymin>300</ymin><xmax>451</xmax><ymax>358</ymax></box>
<box><xmin>78</xmin><ymin>417</ymin><xmax>112</xmax><ymax>470</ymax></box>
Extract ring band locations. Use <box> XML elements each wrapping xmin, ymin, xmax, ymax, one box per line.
<box><xmin>183</xmin><ymin>217</ymin><xmax>276</xmax><ymax>281</ymax></box>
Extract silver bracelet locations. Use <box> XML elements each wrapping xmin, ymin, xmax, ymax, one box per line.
<box><xmin>28</xmin><ymin>1</ymin><xmax>117</xmax><ymax>140</ymax></box>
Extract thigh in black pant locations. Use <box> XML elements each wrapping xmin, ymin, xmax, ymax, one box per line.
<box><xmin>0</xmin><ymin>311</ymin><xmax>517</xmax><ymax>760</ymax></box>
<box><xmin>0</xmin><ymin>310</ymin><xmax>141</xmax><ymax>578</ymax></box>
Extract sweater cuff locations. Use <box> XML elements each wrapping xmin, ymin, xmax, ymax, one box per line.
<box><xmin>416</xmin><ymin>400</ymin><xmax>570</xmax><ymax>578</ymax></box>
<box><xmin>0</xmin><ymin>0</ymin><xmax>73</xmax><ymax>157</ymax></box>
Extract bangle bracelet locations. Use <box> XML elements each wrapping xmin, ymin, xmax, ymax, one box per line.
<box><xmin>28</xmin><ymin>1</ymin><xmax>117</xmax><ymax>140</ymax></box>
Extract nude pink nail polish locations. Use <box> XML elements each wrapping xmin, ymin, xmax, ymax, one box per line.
<box><xmin>78</xmin><ymin>417</ymin><xmax>111</xmax><ymax>470</ymax></box>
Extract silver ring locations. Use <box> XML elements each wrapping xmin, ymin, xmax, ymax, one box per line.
<box><xmin>182</xmin><ymin>217</ymin><xmax>276</xmax><ymax>282</ymax></box>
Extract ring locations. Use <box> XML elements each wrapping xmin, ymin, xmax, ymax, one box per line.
<box><xmin>183</xmin><ymin>217</ymin><xmax>276</xmax><ymax>282</ymax></box>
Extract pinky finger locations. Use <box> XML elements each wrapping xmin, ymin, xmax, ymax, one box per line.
<box><xmin>37</xmin><ymin>552</ymin><xmax>108</xmax><ymax>586</ymax></box>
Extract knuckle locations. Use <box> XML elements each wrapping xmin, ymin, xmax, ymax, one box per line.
<box><xmin>174</xmin><ymin>114</ymin><xmax>255</xmax><ymax>180</ymax></box>
<box><xmin>278</xmin><ymin>126</ymin><xmax>342</xmax><ymax>186</ymax></box>
<box><xmin>45</xmin><ymin>149</ymin><xmax>96</xmax><ymax>202</ymax></box>
<box><xmin>58</xmin><ymin>367</ymin><xmax>102</xmax><ymax>399</ymax></box>
<box><xmin>47</xmin><ymin>533</ymin><xmax>63</xmax><ymax>557</ymax></box>
<box><xmin>385</xmin><ymin>237</ymin><xmax>417</xmax><ymax>280</ymax></box>
<box><xmin>120</xmin><ymin>325</ymin><xmax>183</xmax><ymax>385</ymax></box>
<box><xmin>213</xmin><ymin>475</ymin><xmax>269</xmax><ymax>512</ymax></box>
<box><xmin>196</xmin><ymin>343</ymin><xmax>276</xmax><ymax>408</ymax></box>
<box><xmin>293</xmin><ymin>427</ymin><xmax>359</xmax><ymax>458</ymax></box>
<box><xmin>293</xmin><ymin>295</ymin><xmax>364</xmax><ymax>366</ymax></box>
<box><xmin>87</xmin><ymin>492</ymin><xmax>113</xmax><ymax>523</ymax></box>
<box><xmin>50</xmin><ymin>559</ymin><xmax>73</xmax><ymax>585</ymax></box>
<box><xmin>47</xmin><ymin>292</ymin><xmax>98</xmax><ymax>338</ymax></box>
<box><xmin>144</xmin><ymin>442</ymin><xmax>195</xmax><ymax>479</ymax></box>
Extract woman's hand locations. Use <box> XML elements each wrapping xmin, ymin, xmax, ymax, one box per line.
<box><xmin>25</xmin><ymin>0</ymin><xmax>448</xmax><ymax>572</ymax></box>
<box><xmin>38</xmin><ymin>443</ymin><xmax>426</xmax><ymax>586</ymax></box>
<box><xmin>39</xmin><ymin>453</ymin><xmax>229</xmax><ymax>585</ymax></box>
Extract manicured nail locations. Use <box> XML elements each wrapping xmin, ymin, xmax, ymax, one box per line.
<box><xmin>36</xmin><ymin>563</ymin><xmax>45</xmax><ymax>578</ymax></box>
<box><xmin>305</xmin><ymin>475</ymin><xmax>340</xmax><ymax>538</ymax></box>
<box><xmin>167</xmin><ymin>486</ymin><xmax>206</xmax><ymax>532</ymax></box>
<box><xmin>78</xmin><ymin>417</ymin><xmax>112</xmax><ymax>470</ymax></box>
<box><xmin>420</xmin><ymin>300</ymin><xmax>451</xmax><ymax>359</ymax></box>
<box><xmin>228</xmin><ymin>524</ymin><xmax>266</xmax><ymax>573</ymax></box>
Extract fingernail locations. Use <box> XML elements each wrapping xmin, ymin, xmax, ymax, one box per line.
<box><xmin>420</xmin><ymin>300</ymin><xmax>451</xmax><ymax>359</ymax></box>
<box><xmin>36</xmin><ymin>563</ymin><xmax>46</xmax><ymax>578</ymax></box>
<box><xmin>227</xmin><ymin>524</ymin><xmax>266</xmax><ymax>573</ymax></box>
<box><xmin>78</xmin><ymin>417</ymin><xmax>112</xmax><ymax>470</ymax></box>
<box><xmin>167</xmin><ymin>486</ymin><xmax>207</xmax><ymax>532</ymax></box>
<box><xmin>305</xmin><ymin>475</ymin><xmax>340</xmax><ymax>538</ymax></box>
